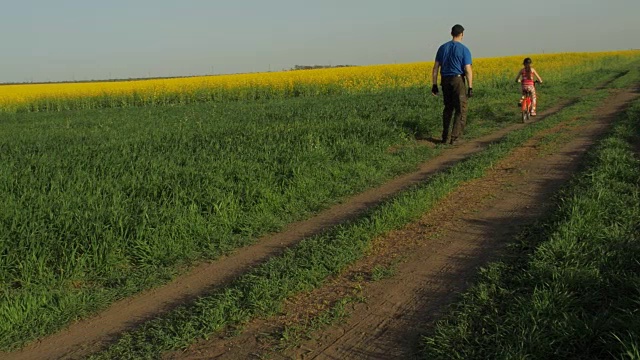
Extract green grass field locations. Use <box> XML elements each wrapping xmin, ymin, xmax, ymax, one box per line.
<box><xmin>1</xmin><ymin>54</ymin><xmax>639</xmax><ymax>353</ymax></box>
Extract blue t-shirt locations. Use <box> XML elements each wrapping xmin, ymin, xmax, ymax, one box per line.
<box><xmin>435</xmin><ymin>41</ymin><xmax>472</xmax><ymax>77</ymax></box>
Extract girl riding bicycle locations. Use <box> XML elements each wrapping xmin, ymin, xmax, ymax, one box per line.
<box><xmin>515</xmin><ymin>57</ymin><xmax>543</xmax><ymax>115</ymax></box>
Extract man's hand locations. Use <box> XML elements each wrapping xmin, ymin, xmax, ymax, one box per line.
<box><xmin>467</xmin><ymin>88</ymin><xmax>473</xmax><ymax>98</ymax></box>
<box><xmin>431</xmin><ymin>84</ymin><xmax>439</xmax><ymax>96</ymax></box>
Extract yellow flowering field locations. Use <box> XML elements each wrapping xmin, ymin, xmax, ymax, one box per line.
<box><xmin>0</xmin><ymin>50</ymin><xmax>638</xmax><ymax>113</ymax></box>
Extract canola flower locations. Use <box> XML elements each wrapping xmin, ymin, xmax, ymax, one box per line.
<box><xmin>0</xmin><ymin>50</ymin><xmax>638</xmax><ymax>113</ymax></box>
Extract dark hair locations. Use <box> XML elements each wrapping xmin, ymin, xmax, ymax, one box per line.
<box><xmin>451</xmin><ymin>24</ymin><xmax>465</xmax><ymax>37</ymax></box>
<box><xmin>523</xmin><ymin>57</ymin><xmax>532</xmax><ymax>65</ymax></box>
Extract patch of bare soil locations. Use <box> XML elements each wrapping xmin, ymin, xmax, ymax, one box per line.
<box><xmin>163</xmin><ymin>89</ymin><xmax>639</xmax><ymax>360</ymax></box>
<box><xmin>2</xmin><ymin>89</ymin><xmax>632</xmax><ymax>360</ymax></box>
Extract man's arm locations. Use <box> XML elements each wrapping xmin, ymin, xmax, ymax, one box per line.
<box><xmin>432</xmin><ymin>61</ymin><xmax>440</xmax><ymax>86</ymax></box>
<box><xmin>431</xmin><ymin>61</ymin><xmax>441</xmax><ymax>96</ymax></box>
<box><xmin>464</xmin><ymin>64</ymin><xmax>473</xmax><ymax>89</ymax></box>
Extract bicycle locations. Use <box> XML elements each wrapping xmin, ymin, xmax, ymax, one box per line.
<box><xmin>518</xmin><ymin>80</ymin><xmax>539</xmax><ymax>123</ymax></box>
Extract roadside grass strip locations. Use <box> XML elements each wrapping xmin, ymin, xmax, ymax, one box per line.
<box><xmin>421</xmin><ymin>99</ymin><xmax>640</xmax><ymax>359</ymax></box>
<box><xmin>89</xmin><ymin>85</ymin><xmax>616</xmax><ymax>360</ymax></box>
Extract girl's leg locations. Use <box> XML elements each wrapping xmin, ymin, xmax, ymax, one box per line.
<box><xmin>531</xmin><ymin>86</ymin><xmax>537</xmax><ymax>115</ymax></box>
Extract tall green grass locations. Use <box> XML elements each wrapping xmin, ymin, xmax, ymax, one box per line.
<box><xmin>421</xmin><ymin>100</ymin><xmax>640</xmax><ymax>359</ymax></box>
<box><xmin>0</xmin><ymin>90</ymin><xmax>435</xmax><ymax>349</ymax></box>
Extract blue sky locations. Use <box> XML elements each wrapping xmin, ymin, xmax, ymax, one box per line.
<box><xmin>1</xmin><ymin>0</ymin><xmax>638</xmax><ymax>83</ymax></box>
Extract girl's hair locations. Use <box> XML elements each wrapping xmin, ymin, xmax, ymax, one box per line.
<box><xmin>523</xmin><ymin>58</ymin><xmax>533</xmax><ymax>79</ymax></box>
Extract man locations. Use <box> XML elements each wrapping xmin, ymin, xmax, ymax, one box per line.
<box><xmin>431</xmin><ymin>24</ymin><xmax>473</xmax><ymax>145</ymax></box>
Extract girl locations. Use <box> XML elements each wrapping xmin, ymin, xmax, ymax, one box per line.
<box><xmin>515</xmin><ymin>57</ymin><xmax>543</xmax><ymax>115</ymax></box>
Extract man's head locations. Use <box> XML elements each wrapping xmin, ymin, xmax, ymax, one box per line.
<box><xmin>451</xmin><ymin>24</ymin><xmax>465</xmax><ymax>38</ymax></box>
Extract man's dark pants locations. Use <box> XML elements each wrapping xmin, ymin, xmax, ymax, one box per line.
<box><xmin>441</xmin><ymin>76</ymin><xmax>468</xmax><ymax>143</ymax></box>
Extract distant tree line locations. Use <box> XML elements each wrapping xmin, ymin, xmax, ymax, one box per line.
<box><xmin>290</xmin><ymin>64</ymin><xmax>356</xmax><ymax>71</ymax></box>
<box><xmin>0</xmin><ymin>65</ymin><xmax>360</xmax><ymax>86</ymax></box>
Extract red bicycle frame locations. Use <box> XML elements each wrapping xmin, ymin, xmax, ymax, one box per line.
<box><xmin>521</xmin><ymin>89</ymin><xmax>533</xmax><ymax>122</ymax></box>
